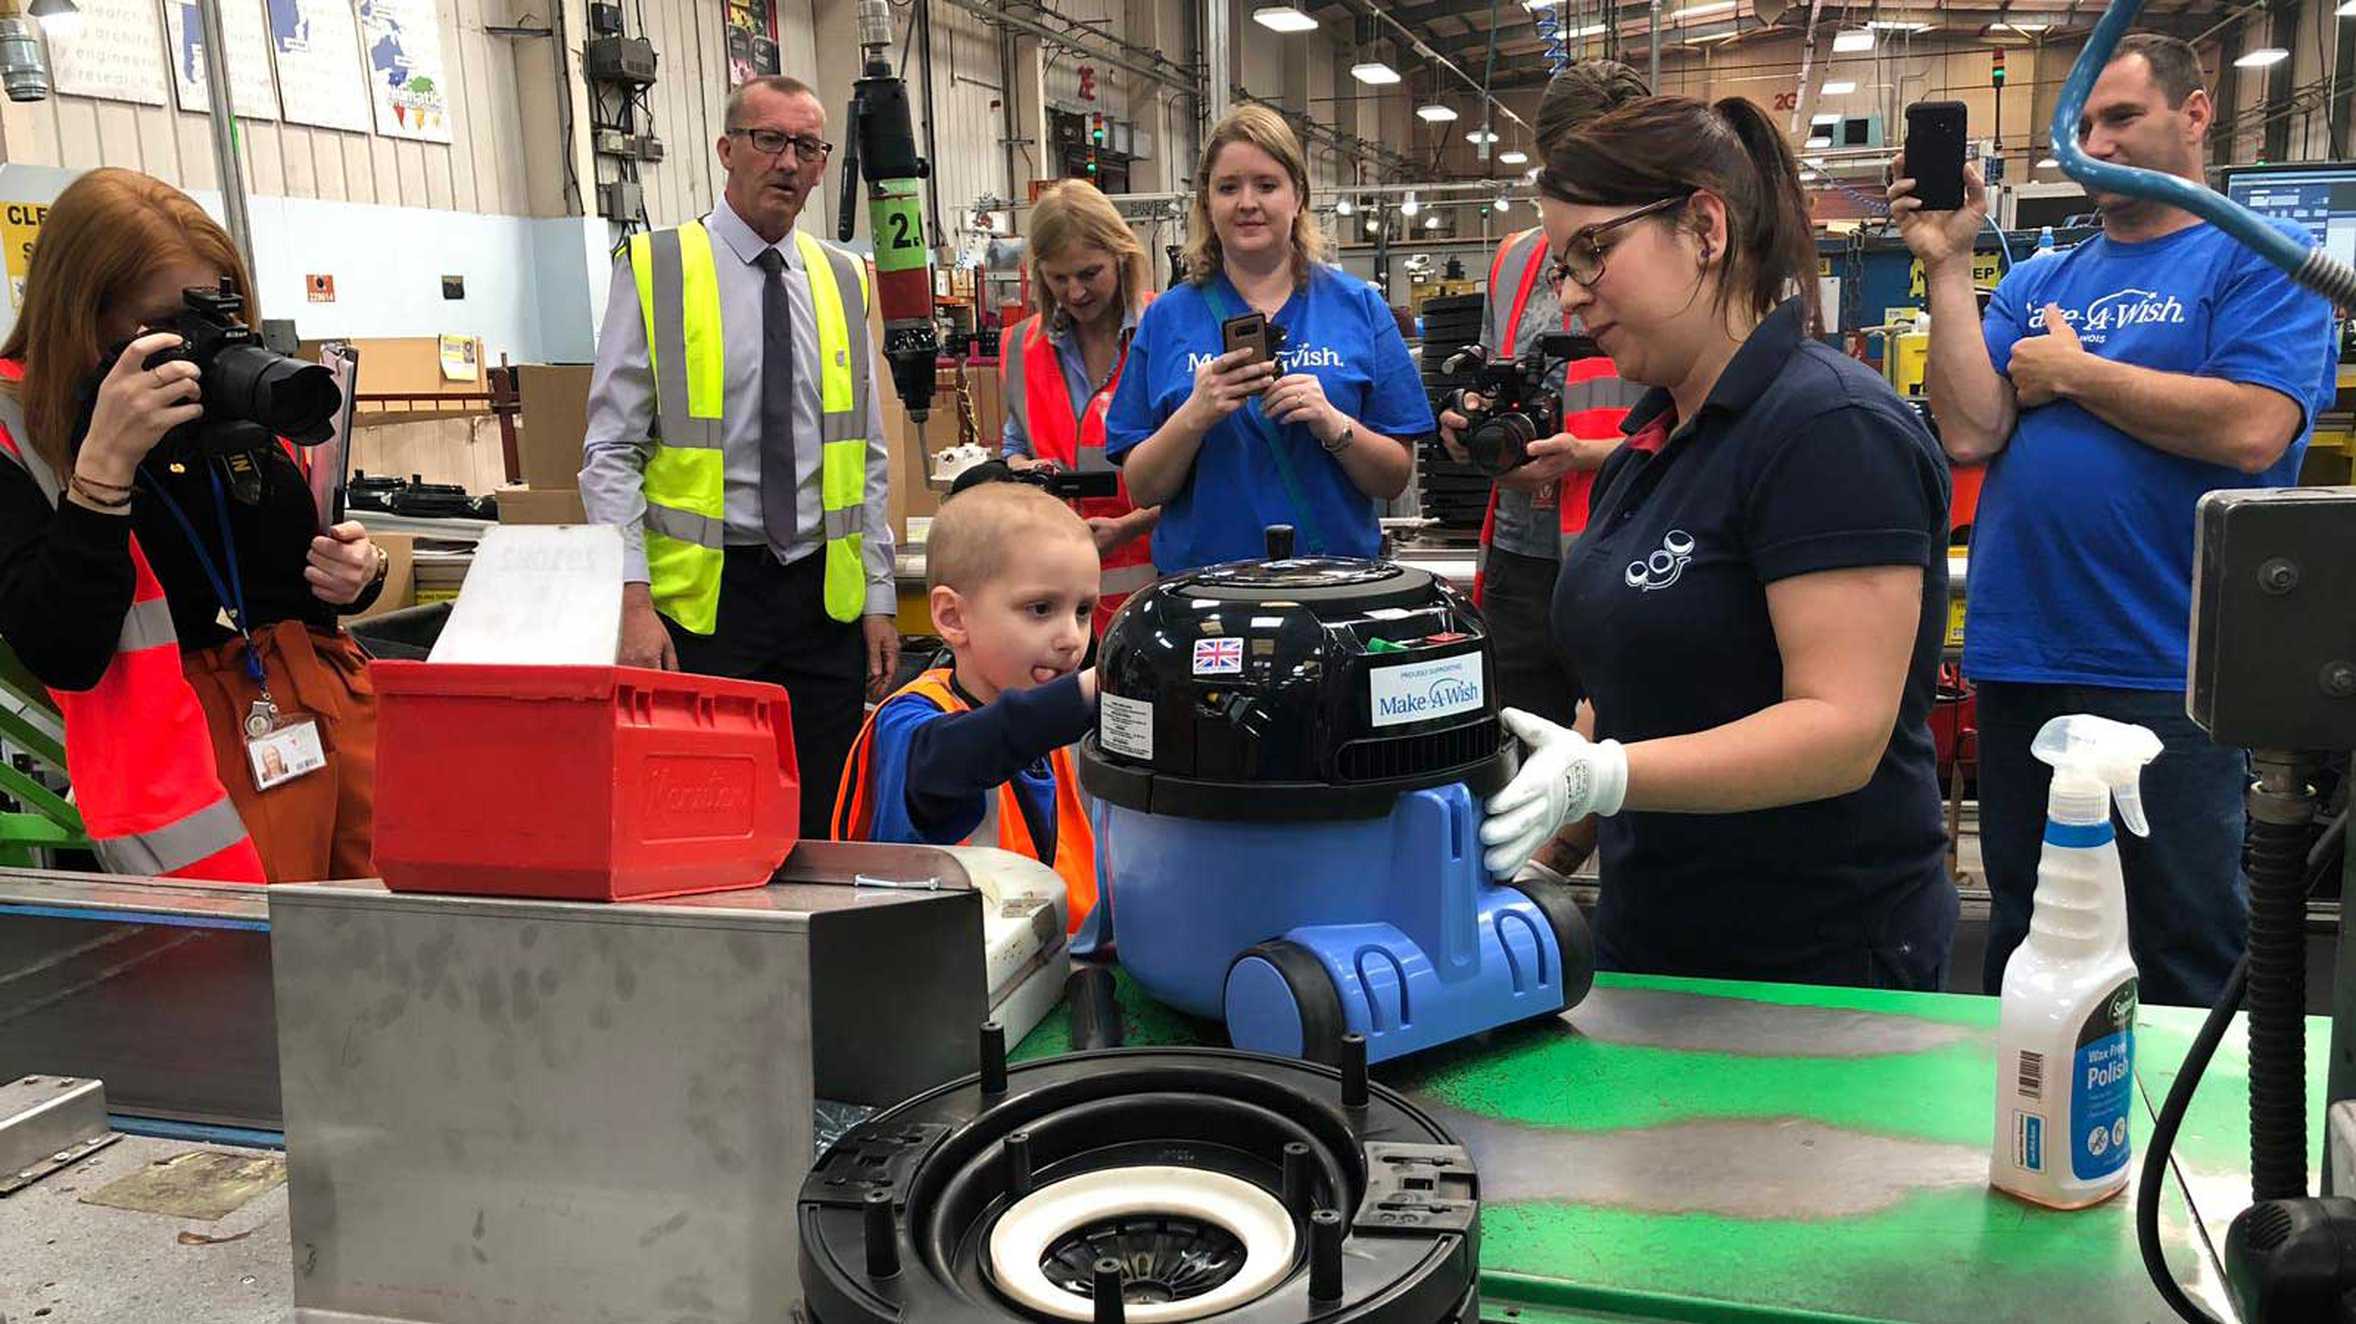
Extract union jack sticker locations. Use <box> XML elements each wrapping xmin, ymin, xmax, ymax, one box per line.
<box><xmin>1192</xmin><ymin>637</ymin><xmax>1243</xmax><ymax>675</ymax></box>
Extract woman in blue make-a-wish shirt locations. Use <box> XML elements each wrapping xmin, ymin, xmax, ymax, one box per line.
<box><xmin>1104</xmin><ymin>105</ymin><xmax>1435</xmax><ymax>573</ymax></box>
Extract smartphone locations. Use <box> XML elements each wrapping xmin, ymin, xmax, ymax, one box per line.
<box><xmin>1221</xmin><ymin>311</ymin><xmax>1272</xmax><ymax>366</ymax></box>
<box><xmin>1903</xmin><ymin>101</ymin><xmax>1968</xmax><ymax>211</ymax></box>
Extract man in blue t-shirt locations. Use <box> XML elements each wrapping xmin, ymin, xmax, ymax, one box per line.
<box><xmin>1892</xmin><ymin>33</ymin><xmax>2337</xmax><ymax>1006</ymax></box>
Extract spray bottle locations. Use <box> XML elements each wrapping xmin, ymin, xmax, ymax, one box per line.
<box><xmin>1990</xmin><ymin>714</ymin><xmax>2163</xmax><ymax>1210</ymax></box>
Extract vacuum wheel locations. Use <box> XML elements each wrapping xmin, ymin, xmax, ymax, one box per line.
<box><xmin>1224</xmin><ymin>941</ymin><xmax>1347</xmax><ymax>1067</ymax></box>
<box><xmin>1506</xmin><ymin>877</ymin><xmax>1596</xmax><ymax>1012</ymax></box>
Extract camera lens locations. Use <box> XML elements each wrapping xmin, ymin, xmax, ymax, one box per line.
<box><xmin>210</xmin><ymin>343</ymin><xmax>342</xmax><ymax>442</ymax></box>
<box><xmin>1463</xmin><ymin>412</ymin><xmax>1539</xmax><ymax>478</ymax></box>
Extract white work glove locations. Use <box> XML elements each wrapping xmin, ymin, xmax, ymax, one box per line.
<box><xmin>1479</xmin><ymin>707</ymin><xmax>1629</xmax><ymax>878</ymax></box>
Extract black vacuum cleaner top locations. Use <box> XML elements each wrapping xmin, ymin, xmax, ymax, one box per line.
<box><xmin>1080</xmin><ymin>528</ymin><xmax>1511</xmax><ymax>822</ymax></box>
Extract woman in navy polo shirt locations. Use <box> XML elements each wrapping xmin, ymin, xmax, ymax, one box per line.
<box><xmin>1105</xmin><ymin>106</ymin><xmax>1434</xmax><ymax>572</ymax></box>
<box><xmin>1479</xmin><ymin>96</ymin><xmax>1959</xmax><ymax>990</ymax></box>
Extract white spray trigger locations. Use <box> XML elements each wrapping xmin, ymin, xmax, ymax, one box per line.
<box><xmin>2114</xmin><ymin>783</ymin><xmax>2149</xmax><ymax>839</ymax></box>
<box><xmin>2032</xmin><ymin>715</ymin><xmax>2164</xmax><ymax>837</ymax></box>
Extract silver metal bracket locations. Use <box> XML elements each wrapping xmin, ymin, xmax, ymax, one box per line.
<box><xmin>0</xmin><ymin>1075</ymin><xmax>119</xmax><ymax>1196</ymax></box>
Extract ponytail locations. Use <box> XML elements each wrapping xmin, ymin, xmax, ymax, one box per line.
<box><xmin>1538</xmin><ymin>95</ymin><xmax>1820</xmax><ymax>325</ymax></box>
<box><xmin>1710</xmin><ymin>97</ymin><xmax>1819</xmax><ymax>327</ymax></box>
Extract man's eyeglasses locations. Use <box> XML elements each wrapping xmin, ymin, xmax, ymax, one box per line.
<box><xmin>1549</xmin><ymin>195</ymin><xmax>1692</xmax><ymax>289</ymax></box>
<box><xmin>729</xmin><ymin>128</ymin><xmax>834</xmax><ymax>162</ymax></box>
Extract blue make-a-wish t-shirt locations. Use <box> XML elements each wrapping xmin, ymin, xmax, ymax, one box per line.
<box><xmin>1967</xmin><ymin>218</ymin><xmax>2338</xmax><ymax>689</ymax></box>
<box><xmin>1103</xmin><ymin>264</ymin><xmax>1435</xmax><ymax>572</ymax></box>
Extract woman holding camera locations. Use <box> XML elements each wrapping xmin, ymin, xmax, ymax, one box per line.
<box><xmin>1477</xmin><ymin>98</ymin><xmax>1957</xmax><ymax>990</ymax></box>
<box><xmin>1437</xmin><ymin>59</ymin><xmax>1649</xmax><ymax>758</ymax></box>
<box><xmin>0</xmin><ymin>169</ymin><xmax>387</xmax><ymax>883</ymax></box>
<box><xmin>998</xmin><ymin>179</ymin><xmax>1159</xmax><ymax>632</ymax></box>
<box><xmin>1105</xmin><ymin>105</ymin><xmax>1432</xmax><ymax>572</ymax></box>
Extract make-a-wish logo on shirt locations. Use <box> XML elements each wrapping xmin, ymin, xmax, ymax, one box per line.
<box><xmin>1625</xmin><ymin>529</ymin><xmax>1696</xmax><ymax>592</ymax></box>
<box><xmin>1186</xmin><ymin>346</ymin><xmax>1345</xmax><ymax>372</ymax></box>
<box><xmin>2045</xmin><ymin>288</ymin><xmax>2188</xmax><ymax>344</ymax></box>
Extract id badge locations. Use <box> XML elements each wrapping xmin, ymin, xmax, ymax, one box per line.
<box><xmin>247</xmin><ymin>716</ymin><xmax>327</xmax><ymax>791</ymax></box>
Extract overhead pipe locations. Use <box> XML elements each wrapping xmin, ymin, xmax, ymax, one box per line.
<box><xmin>942</xmin><ymin>0</ymin><xmax>1202</xmax><ymax>103</ymax></box>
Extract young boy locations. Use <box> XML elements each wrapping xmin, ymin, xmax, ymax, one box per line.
<box><xmin>832</xmin><ymin>481</ymin><xmax>1102</xmax><ymax>933</ymax></box>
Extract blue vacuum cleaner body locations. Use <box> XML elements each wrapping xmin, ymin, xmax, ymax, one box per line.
<box><xmin>1079</xmin><ymin>542</ymin><xmax>1594</xmax><ymax>1066</ymax></box>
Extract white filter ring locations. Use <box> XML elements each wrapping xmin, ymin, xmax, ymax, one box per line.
<box><xmin>985</xmin><ymin>1164</ymin><xmax>1299</xmax><ymax>1323</ymax></box>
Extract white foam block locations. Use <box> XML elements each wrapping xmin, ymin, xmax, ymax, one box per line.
<box><xmin>427</xmin><ymin>524</ymin><xmax>624</xmax><ymax>665</ymax></box>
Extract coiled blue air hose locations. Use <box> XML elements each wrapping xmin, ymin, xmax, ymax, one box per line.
<box><xmin>2053</xmin><ymin>0</ymin><xmax>2356</xmax><ymax>307</ymax></box>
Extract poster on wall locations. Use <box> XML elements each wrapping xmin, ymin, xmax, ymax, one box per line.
<box><xmin>357</xmin><ymin>0</ymin><xmax>451</xmax><ymax>142</ymax></box>
<box><xmin>268</xmin><ymin>0</ymin><xmax>373</xmax><ymax>132</ymax></box>
<box><xmin>163</xmin><ymin>0</ymin><xmax>281</xmax><ymax>120</ymax></box>
<box><xmin>724</xmin><ymin>0</ymin><xmax>778</xmax><ymax>86</ymax></box>
<box><xmin>3</xmin><ymin>201</ymin><xmax>47</xmax><ymax>308</ymax></box>
<box><xmin>46</xmin><ymin>0</ymin><xmax>172</xmax><ymax>107</ymax></box>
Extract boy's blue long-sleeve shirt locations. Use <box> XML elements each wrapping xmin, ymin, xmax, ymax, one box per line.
<box><xmin>861</xmin><ymin>671</ymin><xmax>1095</xmax><ymax>858</ymax></box>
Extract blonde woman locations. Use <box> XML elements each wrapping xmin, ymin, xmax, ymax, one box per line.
<box><xmin>1105</xmin><ymin>106</ymin><xmax>1431</xmax><ymax>571</ymax></box>
<box><xmin>999</xmin><ymin>179</ymin><xmax>1158</xmax><ymax>630</ymax></box>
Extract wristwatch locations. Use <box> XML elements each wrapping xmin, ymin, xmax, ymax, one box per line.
<box><xmin>1320</xmin><ymin>422</ymin><xmax>1355</xmax><ymax>455</ymax></box>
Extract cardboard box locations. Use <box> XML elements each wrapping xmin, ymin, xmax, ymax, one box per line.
<box><xmin>348</xmin><ymin>532</ymin><xmax>415</xmax><ymax>622</ymax></box>
<box><xmin>512</xmin><ymin>364</ymin><xmax>595</xmax><ymax>491</ymax></box>
<box><xmin>497</xmin><ymin>486</ymin><xmax>588</xmax><ymax>525</ymax></box>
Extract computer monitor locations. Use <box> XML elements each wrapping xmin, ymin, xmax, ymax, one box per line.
<box><xmin>2221</xmin><ymin>162</ymin><xmax>2356</xmax><ymax>275</ymax></box>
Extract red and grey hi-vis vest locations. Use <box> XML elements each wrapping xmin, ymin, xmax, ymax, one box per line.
<box><xmin>0</xmin><ymin>361</ymin><xmax>265</xmax><ymax>882</ymax></box>
<box><xmin>999</xmin><ymin>310</ymin><xmax>1156</xmax><ymax>633</ymax></box>
<box><xmin>1472</xmin><ymin>229</ymin><xmax>1642</xmax><ymax>604</ymax></box>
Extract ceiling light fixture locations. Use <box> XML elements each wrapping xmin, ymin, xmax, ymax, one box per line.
<box><xmin>1350</xmin><ymin>62</ymin><xmax>1401</xmax><ymax>85</ymax></box>
<box><xmin>1867</xmin><ymin>18</ymin><xmax>1931</xmax><ymax>31</ymax></box>
<box><xmin>1812</xmin><ymin>111</ymin><xmax>1841</xmax><ymax>125</ymax></box>
<box><xmin>1805</xmin><ymin>135</ymin><xmax>1832</xmax><ymax>148</ymax></box>
<box><xmin>1832</xmin><ymin>27</ymin><xmax>1875</xmax><ymax>52</ymax></box>
<box><xmin>27</xmin><ymin>0</ymin><xmax>79</xmax><ymax>38</ymax></box>
<box><xmin>1417</xmin><ymin>104</ymin><xmax>1458</xmax><ymax>122</ymax></box>
<box><xmin>1666</xmin><ymin>1</ymin><xmax>1733</xmax><ymax>20</ymax></box>
<box><xmin>1400</xmin><ymin>192</ymin><xmax>1421</xmax><ymax>216</ymax></box>
<box><xmin>1250</xmin><ymin>6</ymin><xmax>1318</xmax><ymax>33</ymax></box>
<box><xmin>2235</xmin><ymin>47</ymin><xmax>2289</xmax><ymax>67</ymax></box>
<box><xmin>1466</xmin><ymin>129</ymin><xmax>1498</xmax><ymax>144</ymax></box>
<box><xmin>1335</xmin><ymin>198</ymin><xmax>1353</xmax><ymax>215</ymax></box>
<box><xmin>1498</xmin><ymin>149</ymin><xmax>1528</xmax><ymax>165</ymax></box>
<box><xmin>1822</xmin><ymin>79</ymin><xmax>1856</xmax><ymax>94</ymax></box>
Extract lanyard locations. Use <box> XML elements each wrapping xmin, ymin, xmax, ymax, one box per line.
<box><xmin>139</xmin><ymin>462</ymin><xmax>269</xmax><ymax>692</ymax></box>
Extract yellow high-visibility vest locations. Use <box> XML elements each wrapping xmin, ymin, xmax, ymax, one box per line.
<box><xmin>628</xmin><ymin>221</ymin><xmax>875</xmax><ymax>632</ymax></box>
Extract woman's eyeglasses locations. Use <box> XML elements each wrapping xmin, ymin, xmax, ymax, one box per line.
<box><xmin>1549</xmin><ymin>195</ymin><xmax>1692</xmax><ymax>288</ymax></box>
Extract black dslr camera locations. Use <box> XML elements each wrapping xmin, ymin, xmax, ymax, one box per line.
<box><xmin>1442</xmin><ymin>332</ymin><xmax>1585</xmax><ymax>477</ymax></box>
<box><xmin>123</xmin><ymin>278</ymin><xmax>343</xmax><ymax>460</ymax></box>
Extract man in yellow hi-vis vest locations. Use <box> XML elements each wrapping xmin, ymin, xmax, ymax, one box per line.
<box><xmin>581</xmin><ymin>74</ymin><xmax>900</xmax><ymax>836</ymax></box>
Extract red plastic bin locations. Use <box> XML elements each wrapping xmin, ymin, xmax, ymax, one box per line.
<box><xmin>370</xmin><ymin>662</ymin><xmax>800</xmax><ymax>902</ymax></box>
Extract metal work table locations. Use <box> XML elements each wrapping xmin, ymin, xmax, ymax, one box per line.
<box><xmin>1018</xmin><ymin>970</ymin><xmax>2323</xmax><ymax>1324</ymax></box>
<box><xmin>4</xmin><ymin>963</ymin><xmax>2315</xmax><ymax>1322</ymax></box>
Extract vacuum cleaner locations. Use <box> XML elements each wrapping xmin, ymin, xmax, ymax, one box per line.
<box><xmin>1076</xmin><ymin>527</ymin><xmax>1594</xmax><ymax>1066</ymax></box>
<box><xmin>799</xmin><ymin>1028</ymin><xmax>1479</xmax><ymax>1324</ymax></box>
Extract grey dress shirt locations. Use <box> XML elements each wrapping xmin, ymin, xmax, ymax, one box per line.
<box><xmin>580</xmin><ymin>196</ymin><xmax>897</xmax><ymax>616</ymax></box>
